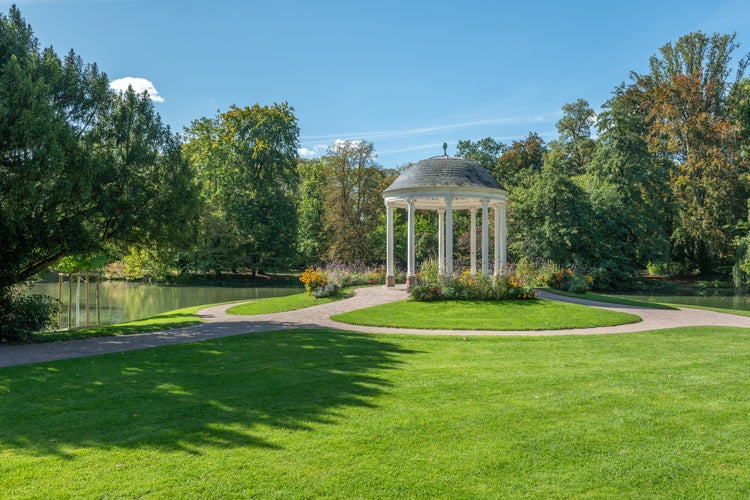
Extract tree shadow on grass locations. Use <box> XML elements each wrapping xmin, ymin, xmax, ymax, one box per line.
<box><xmin>0</xmin><ymin>329</ymin><xmax>417</xmax><ymax>458</ymax></box>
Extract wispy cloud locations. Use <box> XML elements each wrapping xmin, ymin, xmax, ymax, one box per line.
<box><xmin>109</xmin><ymin>77</ymin><xmax>165</xmax><ymax>103</ymax></box>
<box><xmin>301</xmin><ymin>114</ymin><xmax>560</xmax><ymax>144</ymax></box>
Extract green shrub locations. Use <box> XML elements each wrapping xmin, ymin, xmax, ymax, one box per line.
<box><xmin>0</xmin><ymin>289</ymin><xmax>57</xmax><ymax>343</ymax></box>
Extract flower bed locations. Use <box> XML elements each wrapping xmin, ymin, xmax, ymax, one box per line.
<box><xmin>409</xmin><ymin>259</ymin><xmax>593</xmax><ymax>302</ymax></box>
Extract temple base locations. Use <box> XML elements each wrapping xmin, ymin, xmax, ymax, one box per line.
<box><xmin>406</xmin><ymin>275</ymin><xmax>418</xmax><ymax>288</ymax></box>
<box><xmin>386</xmin><ymin>275</ymin><xmax>396</xmax><ymax>287</ymax></box>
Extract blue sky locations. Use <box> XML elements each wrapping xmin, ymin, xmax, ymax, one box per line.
<box><xmin>7</xmin><ymin>0</ymin><xmax>750</xmax><ymax>168</ymax></box>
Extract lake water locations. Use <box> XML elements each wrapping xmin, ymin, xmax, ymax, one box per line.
<box><xmin>31</xmin><ymin>280</ymin><xmax>302</xmax><ymax>328</ymax></box>
<box><xmin>619</xmin><ymin>291</ymin><xmax>750</xmax><ymax>311</ymax></box>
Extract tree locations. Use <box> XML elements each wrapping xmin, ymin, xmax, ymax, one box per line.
<box><xmin>510</xmin><ymin>152</ymin><xmax>595</xmax><ymax>267</ymax></box>
<box><xmin>0</xmin><ymin>7</ymin><xmax>199</xmax><ymax>288</ymax></box>
<box><xmin>296</xmin><ymin>158</ymin><xmax>328</xmax><ymax>265</ymax></box>
<box><xmin>555</xmin><ymin>98</ymin><xmax>596</xmax><ymax>175</ymax></box>
<box><xmin>495</xmin><ymin>132</ymin><xmax>547</xmax><ymax>188</ymax></box>
<box><xmin>0</xmin><ymin>7</ymin><xmax>108</xmax><ymax>289</ymax></box>
<box><xmin>588</xmin><ymin>83</ymin><xmax>672</xmax><ymax>273</ymax></box>
<box><xmin>635</xmin><ymin>32</ymin><xmax>750</xmax><ymax>273</ymax></box>
<box><xmin>0</xmin><ymin>6</ymin><xmax>200</xmax><ymax>337</ymax></box>
<box><xmin>322</xmin><ymin>140</ymin><xmax>388</xmax><ymax>263</ymax></box>
<box><xmin>183</xmin><ymin>102</ymin><xmax>300</xmax><ymax>274</ymax></box>
<box><xmin>456</xmin><ymin>137</ymin><xmax>505</xmax><ymax>171</ymax></box>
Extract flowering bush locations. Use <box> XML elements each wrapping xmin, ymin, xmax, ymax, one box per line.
<box><xmin>300</xmin><ymin>263</ymin><xmax>392</xmax><ymax>298</ymax></box>
<box><xmin>505</xmin><ymin>260</ymin><xmax>595</xmax><ymax>294</ymax></box>
<box><xmin>409</xmin><ymin>265</ymin><xmax>535</xmax><ymax>302</ymax></box>
<box><xmin>299</xmin><ymin>268</ymin><xmax>330</xmax><ymax>296</ymax></box>
<box><xmin>322</xmin><ymin>262</ymin><xmax>387</xmax><ymax>287</ymax></box>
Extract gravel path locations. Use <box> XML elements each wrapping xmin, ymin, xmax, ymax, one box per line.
<box><xmin>2</xmin><ymin>287</ymin><xmax>750</xmax><ymax>368</ymax></box>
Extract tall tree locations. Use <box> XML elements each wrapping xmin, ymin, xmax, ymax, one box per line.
<box><xmin>510</xmin><ymin>151</ymin><xmax>595</xmax><ymax>267</ymax></box>
<box><xmin>0</xmin><ymin>6</ymin><xmax>198</xmax><ymax>288</ymax></box>
<box><xmin>495</xmin><ymin>132</ymin><xmax>547</xmax><ymax>188</ymax></box>
<box><xmin>588</xmin><ymin>83</ymin><xmax>672</xmax><ymax>272</ymax></box>
<box><xmin>635</xmin><ymin>32</ymin><xmax>750</xmax><ymax>272</ymax></box>
<box><xmin>456</xmin><ymin>137</ymin><xmax>505</xmax><ymax>171</ymax></box>
<box><xmin>322</xmin><ymin>140</ymin><xmax>387</xmax><ymax>263</ymax></box>
<box><xmin>0</xmin><ymin>6</ymin><xmax>200</xmax><ymax>336</ymax></box>
<box><xmin>555</xmin><ymin>98</ymin><xmax>596</xmax><ymax>175</ymax></box>
<box><xmin>183</xmin><ymin>102</ymin><xmax>300</xmax><ymax>273</ymax></box>
<box><xmin>296</xmin><ymin>157</ymin><xmax>328</xmax><ymax>265</ymax></box>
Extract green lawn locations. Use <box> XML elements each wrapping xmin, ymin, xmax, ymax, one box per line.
<box><xmin>2</xmin><ymin>327</ymin><xmax>750</xmax><ymax>497</ymax></box>
<box><xmin>226</xmin><ymin>288</ymin><xmax>354</xmax><ymax>315</ymax></box>
<box><xmin>32</xmin><ymin>304</ymin><xmax>207</xmax><ymax>343</ymax></box>
<box><xmin>331</xmin><ymin>298</ymin><xmax>641</xmax><ymax>330</ymax></box>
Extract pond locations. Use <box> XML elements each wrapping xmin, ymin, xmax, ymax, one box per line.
<box><xmin>619</xmin><ymin>290</ymin><xmax>750</xmax><ymax>312</ymax></box>
<box><xmin>31</xmin><ymin>280</ymin><xmax>302</xmax><ymax>328</ymax></box>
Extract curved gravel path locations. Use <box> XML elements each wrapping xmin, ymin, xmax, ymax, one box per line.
<box><xmin>2</xmin><ymin>286</ymin><xmax>750</xmax><ymax>368</ymax></box>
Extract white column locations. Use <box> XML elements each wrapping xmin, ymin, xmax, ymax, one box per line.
<box><xmin>500</xmin><ymin>201</ymin><xmax>507</xmax><ymax>273</ymax></box>
<box><xmin>445</xmin><ymin>197</ymin><xmax>453</xmax><ymax>276</ymax></box>
<box><xmin>493</xmin><ymin>203</ymin><xmax>501</xmax><ymax>276</ymax></box>
<box><xmin>438</xmin><ymin>209</ymin><xmax>445</xmax><ymax>276</ymax></box>
<box><xmin>470</xmin><ymin>208</ymin><xmax>477</xmax><ymax>275</ymax></box>
<box><xmin>386</xmin><ymin>201</ymin><xmax>395</xmax><ymax>286</ymax></box>
<box><xmin>481</xmin><ymin>199</ymin><xmax>489</xmax><ymax>276</ymax></box>
<box><xmin>407</xmin><ymin>198</ymin><xmax>416</xmax><ymax>283</ymax></box>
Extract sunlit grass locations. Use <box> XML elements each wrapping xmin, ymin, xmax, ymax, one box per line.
<box><xmin>226</xmin><ymin>287</ymin><xmax>354</xmax><ymax>315</ymax></box>
<box><xmin>331</xmin><ymin>298</ymin><xmax>641</xmax><ymax>330</ymax></box>
<box><xmin>33</xmin><ymin>305</ymin><xmax>207</xmax><ymax>343</ymax></box>
<box><xmin>2</xmin><ymin>327</ymin><xmax>750</xmax><ymax>497</ymax></box>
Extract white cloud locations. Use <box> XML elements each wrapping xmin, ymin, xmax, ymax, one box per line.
<box><xmin>109</xmin><ymin>77</ymin><xmax>165</xmax><ymax>103</ymax></box>
<box><xmin>297</xmin><ymin>144</ymin><xmax>327</xmax><ymax>158</ymax></box>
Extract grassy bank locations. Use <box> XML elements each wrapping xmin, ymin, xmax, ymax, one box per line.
<box><xmin>31</xmin><ymin>305</ymin><xmax>207</xmax><ymax>343</ymax></box>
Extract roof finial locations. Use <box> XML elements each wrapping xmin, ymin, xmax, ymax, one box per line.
<box><xmin>442</xmin><ymin>142</ymin><xmax>448</xmax><ymax>156</ymax></box>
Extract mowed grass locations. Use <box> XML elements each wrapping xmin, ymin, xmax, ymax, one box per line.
<box><xmin>32</xmin><ymin>305</ymin><xmax>207</xmax><ymax>343</ymax></box>
<box><xmin>4</xmin><ymin>327</ymin><xmax>749</xmax><ymax>498</ymax></box>
<box><xmin>226</xmin><ymin>288</ymin><xmax>354</xmax><ymax>315</ymax></box>
<box><xmin>331</xmin><ymin>298</ymin><xmax>641</xmax><ymax>330</ymax></box>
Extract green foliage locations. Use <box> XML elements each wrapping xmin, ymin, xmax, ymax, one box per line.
<box><xmin>509</xmin><ymin>154</ymin><xmax>595</xmax><ymax>267</ymax></box>
<box><xmin>183</xmin><ymin>103</ymin><xmax>300</xmax><ymax>274</ymax></box>
<box><xmin>0</xmin><ymin>6</ymin><xmax>200</xmax><ymax>336</ymax></box>
<box><xmin>637</xmin><ymin>32</ymin><xmax>750</xmax><ymax>273</ymax></box>
<box><xmin>296</xmin><ymin>158</ymin><xmax>328</xmax><ymax>265</ymax></box>
<box><xmin>0</xmin><ymin>287</ymin><xmax>56</xmax><ymax>343</ymax></box>
<box><xmin>321</xmin><ymin>140</ymin><xmax>390</xmax><ymax>263</ymax></box>
<box><xmin>555</xmin><ymin>98</ymin><xmax>596</xmax><ymax>175</ymax></box>
<box><xmin>56</xmin><ymin>253</ymin><xmax>110</xmax><ymax>273</ymax></box>
<box><xmin>321</xmin><ymin>262</ymin><xmax>387</xmax><ymax>287</ymax></box>
<box><xmin>456</xmin><ymin>137</ymin><xmax>505</xmax><ymax>171</ymax></box>
<box><xmin>495</xmin><ymin>132</ymin><xmax>547</xmax><ymax>188</ymax></box>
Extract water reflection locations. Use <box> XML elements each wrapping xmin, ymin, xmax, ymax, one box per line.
<box><xmin>31</xmin><ymin>281</ymin><xmax>302</xmax><ymax>326</ymax></box>
<box><xmin>621</xmin><ymin>290</ymin><xmax>750</xmax><ymax>311</ymax></box>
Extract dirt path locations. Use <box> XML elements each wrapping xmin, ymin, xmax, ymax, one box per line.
<box><xmin>2</xmin><ymin>287</ymin><xmax>749</xmax><ymax>368</ymax></box>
